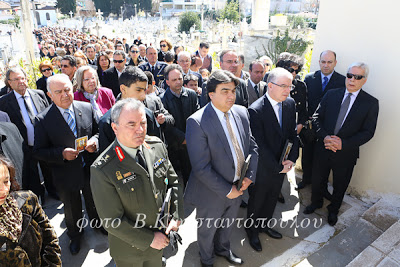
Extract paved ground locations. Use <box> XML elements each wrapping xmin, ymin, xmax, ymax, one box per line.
<box><xmin>42</xmin><ymin>168</ymin><xmax>363</xmax><ymax>267</ymax></box>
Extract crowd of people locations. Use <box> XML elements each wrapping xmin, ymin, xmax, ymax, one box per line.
<box><xmin>0</xmin><ymin>26</ymin><xmax>379</xmax><ymax>267</ymax></box>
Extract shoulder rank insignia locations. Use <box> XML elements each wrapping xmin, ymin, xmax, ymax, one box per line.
<box><xmin>153</xmin><ymin>158</ymin><xmax>166</xmax><ymax>169</ymax></box>
<box><xmin>143</xmin><ymin>141</ymin><xmax>150</xmax><ymax>149</ymax></box>
<box><xmin>116</xmin><ymin>171</ymin><xmax>123</xmax><ymax>180</ymax></box>
<box><xmin>115</xmin><ymin>146</ymin><xmax>125</xmax><ymax>161</ymax></box>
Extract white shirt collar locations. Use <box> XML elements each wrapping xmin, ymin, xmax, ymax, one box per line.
<box><xmin>56</xmin><ymin>104</ymin><xmax>74</xmax><ymax>116</ymax></box>
<box><xmin>249</xmin><ymin>78</ymin><xmax>258</xmax><ymax>88</ymax></box>
<box><xmin>13</xmin><ymin>89</ymin><xmax>29</xmax><ymax>99</ymax></box>
<box><xmin>266</xmin><ymin>91</ymin><xmax>280</xmax><ymax>107</ymax></box>
<box><xmin>345</xmin><ymin>88</ymin><xmax>361</xmax><ymax>98</ymax></box>
<box><xmin>211</xmin><ymin>102</ymin><xmax>231</xmax><ymax>121</ymax></box>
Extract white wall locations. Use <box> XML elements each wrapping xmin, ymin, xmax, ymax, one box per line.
<box><xmin>310</xmin><ymin>0</ymin><xmax>400</xmax><ymax>195</ymax></box>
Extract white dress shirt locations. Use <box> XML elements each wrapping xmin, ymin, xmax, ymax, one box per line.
<box><xmin>14</xmin><ymin>90</ymin><xmax>38</xmax><ymax>146</ymax></box>
<box><xmin>266</xmin><ymin>91</ymin><xmax>281</xmax><ymax>126</ymax></box>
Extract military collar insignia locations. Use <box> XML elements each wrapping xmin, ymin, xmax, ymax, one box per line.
<box><xmin>115</xmin><ymin>146</ymin><xmax>125</xmax><ymax>161</ymax></box>
<box><xmin>154</xmin><ymin>158</ymin><xmax>166</xmax><ymax>169</ymax></box>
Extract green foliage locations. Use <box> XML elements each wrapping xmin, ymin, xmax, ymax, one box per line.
<box><xmin>178</xmin><ymin>11</ymin><xmax>201</xmax><ymax>33</ymax></box>
<box><xmin>204</xmin><ymin>9</ymin><xmax>220</xmax><ymax>21</ymax></box>
<box><xmin>291</xmin><ymin>16</ymin><xmax>306</xmax><ymax>29</ymax></box>
<box><xmin>299</xmin><ymin>48</ymin><xmax>313</xmax><ymax>80</ymax></box>
<box><xmin>56</xmin><ymin>0</ymin><xmax>76</xmax><ymax>15</ymax></box>
<box><xmin>0</xmin><ymin>15</ymin><xmax>20</xmax><ymax>29</ymax></box>
<box><xmin>257</xmin><ymin>28</ymin><xmax>311</xmax><ymax>64</ymax></box>
<box><xmin>219</xmin><ymin>1</ymin><xmax>240</xmax><ymax>23</ymax></box>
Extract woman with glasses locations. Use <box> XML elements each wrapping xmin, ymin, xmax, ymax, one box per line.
<box><xmin>127</xmin><ymin>45</ymin><xmax>143</xmax><ymax>66</ymax></box>
<box><xmin>36</xmin><ymin>61</ymin><xmax>54</xmax><ymax>103</ymax></box>
<box><xmin>74</xmin><ymin>66</ymin><xmax>115</xmax><ymax>122</ymax></box>
<box><xmin>158</xmin><ymin>39</ymin><xmax>172</xmax><ymax>62</ymax></box>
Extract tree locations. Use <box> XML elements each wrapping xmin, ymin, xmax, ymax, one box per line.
<box><xmin>56</xmin><ymin>0</ymin><xmax>76</xmax><ymax>15</ymax></box>
<box><xmin>178</xmin><ymin>11</ymin><xmax>200</xmax><ymax>33</ymax></box>
<box><xmin>219</xmin><ymin>0</ymin><xmax>240</xmax><ymax>23</ymax></box>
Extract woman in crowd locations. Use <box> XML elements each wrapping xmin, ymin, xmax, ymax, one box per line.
<box><xmin>66</xmin><ymin>43</ymin><xmax>76</xmax><ymax>55</ymax></box>
<box><xmin>158</xmin><ymin>39</ymin><xmax>172</xmax><ymax>62</ymax></box>
<box><xmin>96</xmin><ymin>52</ymin><xmax>111</xmax><ymax>82</ymax></box>
<box><xmin>127</xmin><ymin>45</ymin><xmax>143</xmax><ymax>66</ymax></box>
<box><xmin>0</xmin><ymin>155</ymin><xmax>61</xmax><ymax>266</ymax></box>
<box><xmin>74</xmin><ymin>66</ymin><xmax>115</xmax><ymax>122</ymax></box>
<box><xmin>36</xmin><ymin>61</ymin><xmax>54</xmax><ymax>103</ymax></box>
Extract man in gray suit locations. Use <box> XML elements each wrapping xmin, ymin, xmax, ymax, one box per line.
<box><xmin>185</xmin><ymin>70</ymin><xmax>258</xmax><ymax>267</ymax></box>
<box><xmin>247</xmin><ymin>60</ymin><xmax>267</xmax><ymax>106</ymax></box>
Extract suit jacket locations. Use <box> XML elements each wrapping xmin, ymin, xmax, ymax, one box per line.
<box><xmin>33</xmin><ymin>101</ymin><xmax>99</xmax><ymax>191</ymax></box>
<box><xmin>144</xmin><ymin>94</ymin><xmax>174</xmax><ymax>128</ymax></box>
<box><xmin>194</xmin><ymin>51</ymin><xmax>212</xmax><ymax>73</ymax></box>
<box><xmin>127</xmin><ymin>57</ymin><xmax>144</xmax><ymax>66</ymax></box>
<box><xmin>0</xmin><ymin>122</ymin><xmax>25</xmax><ymax>186</ymax></box>
<box><xmin>101</xmin><ymin>67</ymin><xmax>120</xmax><ymax>98</ymax></box>
<box><xmin>290</xmin><ymin>79</ymin><xmax>308</xmax><ymax>125</ymax></box>
<box><xmin>139</xmin><ymin>61</ymin><xmax>168</xmax><ymax>88</ymax></box>
<box><xmin>249</xmin><ymin>95</ymin><xmax>299</xmax><ymax>176</ymax></box>
<box><xmin>305</xmin><ymin>70</ymin><xmax>346</xmax><ymax>117</ymax></box>
<box><xmin>200</xmin><ymin>78</ymin><xmax>249</xmax><ymax>108</ymax></box>
<box><xmin>246</xmin><ymin>79</ymin><xmax>267</xmax><ymax>106</ymax></box>
<box><xmin>184</xmin><ymin>104</ymin><xmax>258</xmax><ymax>206</ymax></box>
<box><xmin>0</xmin><ymin>89</ymin><xmax>49</xmax><ymax>144</ymax></box>
<box><xmin>0</xmin><ymin>111</ymin><xmax>10</xmax><ymax>122</ymax></box>
<box><xmin>241</xmin><ymin>70</ymin><xmax>250</xmax><ymax>80</ymax></box>
<box><xmin>312</xmin><ymin>88</ymin><xmax>379</xmax><ymax>165</ymax></box>
<box><xmin>0</xmin><ymin>85</ymin><xmax>10</xmax><ymax>97</ymax></box>
<box><xmin>35</xmin><ymin>76</ymin><xmax>52</xmax><ymax>103</ymax></box>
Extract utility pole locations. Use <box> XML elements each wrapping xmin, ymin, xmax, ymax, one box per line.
<box><xmin>20</xmin><ymin>0</ymin><xmax>35</xmax><ymax>66</ymax></box>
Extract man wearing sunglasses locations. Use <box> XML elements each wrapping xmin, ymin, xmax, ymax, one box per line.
<box><xmin>303</xmin><ymin>62</ymin><xmax>379</xmax><ymax>226</ymax></box>
<box><xmin>102</xmin><ymin>50</ymin><xmax>127</xmax><ymax>98</ymax></box>
<box><xmin>297</xmin><ymin>50</ymin><xmax>346</xmax><ymax>192</ymax></box>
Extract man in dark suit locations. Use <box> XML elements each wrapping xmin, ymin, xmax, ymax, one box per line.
<box><xmin>247</xmin><ymin>60</ymin><xmax>267</xmax><ymax>106</ymax></box>
<box><xmin>85</xmin><ymin>44</ymin><xmax>97</xmax><ymax>67</ymax></box>
<box><xmin>200</xmin><ymin>50</ymin><xmax>249</xmax><ymax>108</ymax></box>
<box><xmin>185</xmin><ymin>70</ymin><xmax>258</xmax><ymax>267</ymax></box>
<box><xmin>98</xmin><ymin>67</ymin><xmax>173</xmax><ymax>152</ymax></box>
<box><xmin>139</xmin><ymin>46</ymin><xmax>168</xmax><ymax>88</ymax></box>
<box><xmin>194</xmin><ymin>42</ymin><xmax>212</xmax><ymax>73</ymax></box>
<box><xmin>33</xmin><ymin>74</ymin><xmax>102</xmax><ymax>254</ymax></box>
<box><xmin>297</xmin><ymin>50</ymin><xmax>346</xmax><ymax>190</ymax></box>
<box><xmin>0</xmin><ymin>67</ymin><xmax>51</xmax><ymax>201</ymax></box>
<box><xmin>161</xmin><ymin>64</ymin><xmax>199</xmax><ymax>186</ymax></box>
<box><xmin>303</xmin><ymin>62</ymin><xmax>379</xmax><ymax>226</ymax></box>
<box><xmin>101</xmin><ymin>50</ymin><xmax>127</xmax><ymax>98</ymax></box>
<box><xmin>246</xmin><ymin>68</ymin><xmax>299</xmax><ymax>251</ymax></box>
<box><xmin>237</xmin><ymin>54</ymin><xmax>250</xmax><ymax>80</ymax></box>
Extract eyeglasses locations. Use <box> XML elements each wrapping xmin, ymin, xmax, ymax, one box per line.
<box><xmin>288</xmin><ymin>67</ymin><xmax>301</xmax><ymax>74</ymax></box>
<box><xmin>61</xmin><ymin>64</ymin><xmax>71</xmax><ymax>68</ymax></box>
<box><xmin>346</xmin><ymin>73</ymin><xmax>365</xmax><ymax>80</ymax></box>
<box><xmin>41</xmin><ymin>68</ymin><xmax>52</xmax><ymax>72</ymax></box>
<box><xmin>131</xmin><ymin>50</ymin><xmax>139</xmax><ymax>53</ymax></box>
<box><xmin>160</xmin><ymin>44</ymin><xmax>168</xmax><ymax>48</ymax></box>
<box><xmin>113</xmin><ymin>59</ymin><xmax>124</xmax><ymax>63</ymax></box>
<box><xmin>8</xmin><ymin>77</ymin><xmax>26</xmax><ymax>82</ymax></box>
<box><xmin>270</xmin><ymin>82</ymin><xmax>295</xmax><ymax>90</ymax></box>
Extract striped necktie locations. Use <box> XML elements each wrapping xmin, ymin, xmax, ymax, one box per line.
<box><xmin>224</xmin><ymin>112</ymin><xmax>244</xmax><ymax>177</ymax></box>
<box><xmin>65</xmin><ymin>109</ymin><xmax>77</xmax><ymax>137</ymax></box>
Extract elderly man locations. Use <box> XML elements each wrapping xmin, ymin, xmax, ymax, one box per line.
<box><xmin>297</xmin><ymin>50</ymin><xmax>346</xmax><ymax>191</ymax></box>
<box><xmin>138</xmin><ymin>44</ymin><xmax>148</xmax><ymax>62</ymax></box>
<box><xmin>304</xmin><ymin>62</ymin><xmax>379</xmax><ymax>226</ymax></box>
<box><xmin>200</xmin><ymin>50</ymin><xmax>249</xmax><ymax>108</ymax></box>
<box><xmin>185</xmin><ymin>70</ymin><xmax>258</xmax><ymax>266</ymax></box>
<box><xmin>102</xmin><ymin>50</ymin><xmax>127</xmax><ymax>98</ymax></box>
<box><xmin>139</xmin><ymin>46</ymin><xmax>168</xmax><ymax>87</ymax></box>
<box><xmin>246</xmin><ymin>68</ymin><xmax>299</xmax><ymax>251</ymax></box>
<box><xmin>177</xmin><ymin>51</ymin><xmax>203</xmax><ymax>87</ymax></box>
<box><xmin>33</xmin><ymin>74</ymin><xmax>102</xmax><ymax>255</ymax></box>
<box><xmin>247</xmin><ymin>60</ymin><xmax>267</xmax><ymax>105</ymax></box>
<box><xmin>91</xmin><ymin>98</ymin><xmax>184</xmax><ymax>267</ymax></box>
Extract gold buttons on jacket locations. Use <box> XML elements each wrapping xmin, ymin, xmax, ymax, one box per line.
<box><xmin>131</xmin><ymin>188</ymin><xmax>134</xmax><ymax>192</ymax></box>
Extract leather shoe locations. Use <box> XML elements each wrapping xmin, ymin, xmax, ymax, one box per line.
<box><xmin>277</xmin><ymin>192</ymin><xmax>285</xmax><ymax>203</ymax></box>
<box><xmin>328</xmin><ymin>212</ymin><xmax>338</xmax><ymax>226</ymax></box>
<box><xmin>201</xmin><ymin>262</ymin><xmax>213</xmax><ymax>267</ymax></box>
<box><xmin>296</xmin><ymin>181</ymin><xmax>310</xmax><ymax>190</ymax></box>
<box><xmin>69</xmin><ymin>238</ymin><xmax>81</xmax><ymax>255</ymax></box>
<box><xmin>240</xmin><ymin>200</ymin><xmax>248</xmax><ymax>208</ymax></box>
<box><xmin>247</xmin><ymin>232</ymin><xmax>262</xmax><ymax>251</ymax></box>
<box><xmin>323</xmin><ymin>190</ymin><xmax>333</xmax><ymax>201</ymax></box>
<box><xmin>216</xmin><ymin>250</ymin><xmax>243</xmax><ymax>265</ymax></box>
<box><xmin>303</xmin><ymin>204</ymin><xmax>321</xmax><ymax>214</ymax></box>
<box><xmin>262</xmin><ymin>227</ymin><xmax>282</xmax><ymax>239</ymax></box>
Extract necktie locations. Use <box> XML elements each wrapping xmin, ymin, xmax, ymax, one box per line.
<box><xmin>22</xmin><ymin>96</ymin><xmax>35</xmax><ymax>124</ymax></box>
<box><xmin>322</xmin><ymin>76</ymin><xmax>329</xmax><ymax>91</ymax></box>
<box><xmin>136</xmin><ymin>149</ymin><xmax>148</xmax><ymax>171</ymax></box>
<box><xmin>224</xmin><ymin>112</ymin><xmax>244</xmax><ymax>177</ymax></box>
<box><xmin>65</xmin><ymin>110</ymin><xmax>77</xmax><ymax>137</ymax></box>
<box><xmin>334</xmin><ymin>93</ymin><xmax>352</xmax><ymax>135</ymax></box>
<box><xmin>254</xmin><ymin>84</ymin><xmax>259</xmax><ymax>98</ymax></box>
<box><xmin>278</xmin><ymin>102</ymin><xmax>283</xmax><ymax>128</ymax></box>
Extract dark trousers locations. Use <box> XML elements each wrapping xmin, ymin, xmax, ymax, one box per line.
<box><xmin>301</xmin><ymin>140</ymin><xmax>315</xmax><ymax>184</ymax></box>
<box><xmin>247</xmin><ymin>173</ymin><xmax>284</xmax><ymax>234</ymax></box>
<box><xmin>311</xmin><ymin>149</ymin><xmax>355</xmax><ymax>214</ymax></box>
<box><xmin>23</xmin><ymin>146</ymin><xmax>44</xmax><ymax>198</ymax></box>
<box><xmin>196</xmin><ymin>197</ymin><xmax>241</xmax><ymax>265</ymax></box>
<box><xmin>168</xmin><ymin>145</ymin><xmax>191</xmax><ymax>187</ymax></box>
<box><xmin>38</xmin><ymin>160</ymin><xmax>57</xmax><ymax>196</ymax></box>
<box><xmin>58</xmin><ymin>166</ymin><xmax>100</xmax><ymax>240</ymax></box>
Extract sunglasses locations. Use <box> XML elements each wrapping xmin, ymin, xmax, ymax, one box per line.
<box><xmin>131</xmin><ymin>50</ymin><xmax>139</xmax><ymax>53</ymax></box>
<box><xmin>288</xmin><ymin>67</ymin><xmax>301</xmax><ymax>74</ymax></box>
<box><xmin>346</xmin><ymin>73</ymin><xmax>365</xmax><ymax>80</ymax></box>
<box><xmin>41</xmin><ymin>68</ymin><xmax>52</xmax><ymax>72</ymax></box>
<box><xmin>160</xmin><ymin>44</ymin><xmax>167</xmax><ymax>48</ymax></box>
<box><xmin>113</xmin><ymin>59</ymin><xmax>124</xmax><ymax>63</ymax></box>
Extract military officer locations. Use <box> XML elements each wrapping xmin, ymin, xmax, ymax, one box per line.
<box><xmin>90</xmin><ymin>98</ymin><xmax>184</xmax><ymax>267</ymax></box>
<box><xmin>139</xmin><ymin>46</ymin><xmax>168</xmax><ymax>88</ymax></box>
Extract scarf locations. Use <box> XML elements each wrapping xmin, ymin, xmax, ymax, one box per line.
<box><xmin>83</xmin><ymin>89</ymin><xmax>104</xmax><ymax>122</ymax></box>
<box><xmin>0</xmin><ymin>194</ymin><xmax>23</xmax><ymax>242</ymax></box>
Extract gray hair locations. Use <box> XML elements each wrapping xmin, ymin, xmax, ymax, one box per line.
<box><xmin>267</xmin><ymin>67</ymin><xmax>293</xmax><ymax>84</ymax></box>
<box><xmin>75</xmin><ymin>66</ymin><xmax>100</xmax><ymax>92</ymax></box>
<box><xmin>111</xmin><ymin>98</ymin><xmax>146</xmax><ymax>124</ymax></box>
<box><xmin>347</xmin><ymin>62</ymin><xmax>369</xmax><ymax>79</ymax></box>
<box><xmin>259</xmin><ymin>56</ymin><xmax>273</xmax><ymax>67</ymax></box>
<box><xmin>46</xmin><ymin>74</ymin><xmax>72</xmax><ymax>94</ymax></box>
<box><xmin>5</xmin><ymin>67</ymin><xmax>27</xmax><ymax>87</ymax></box>
<box><xmin>177</xmin><ymin>51</ymin><xmax>191</xmax><ymax>61</ymax></box>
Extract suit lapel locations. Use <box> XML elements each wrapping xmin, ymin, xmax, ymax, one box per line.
<box><xmin>231</xmin><ymin>107</ymin><xmax>246</xmax><ymax>152</ymax></box>
<box><xmin>28</xmin><ymin>89</ymin><xmax>43</xmax><ymax>114</ymax></box>
<box><xmin>9</xmin><ymin>93</ymin><xmax>25</xmax><ymax>127</ymax></box>
<box><xmin>72</xmin><ymin>103</ymin><xmax>83</xmax><ymax>137</ymax></box>
<box><xmin>281</xmin><ymin>100</ymin><xmax>289</xmax><ymax>133</ymax></box>
<box><xmin>247</xmin><ymin>80</ymin><xmax>257</xmax><ymax>103</ymax></box>
<box><xmin>314</xmin><ymin>71</ymin><xmax>323</xmax><ymax>95</ymax></box>
<box><xmin>339</xmin><ymin>89</ymin><xmax>363</xmax><ymax>131</ymax></box>
<box><xmin>263</xmin><ymin>96</ymin><xmax>282</xmax><ymax>135</ymax></box>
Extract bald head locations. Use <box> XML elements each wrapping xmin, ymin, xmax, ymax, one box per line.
<box><xmin>319</xmin><ymin>50</ymin><xmax>337</xmax><ymax>76</ymax></box>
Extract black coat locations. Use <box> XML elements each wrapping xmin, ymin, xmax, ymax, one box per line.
<box><xmin>35</xmin><ymin>76</ymin><xmax>52</xmax><ymax>103</ymax></box>
<box><xmin>290</xmin><ymin>79</ymin><xmax>308</xmax><ymax>125</ymax></box>
<box><xmin>101</xmin><ymin>67</ymin><xmax>120</xmax><ymax>98</ymax></box>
